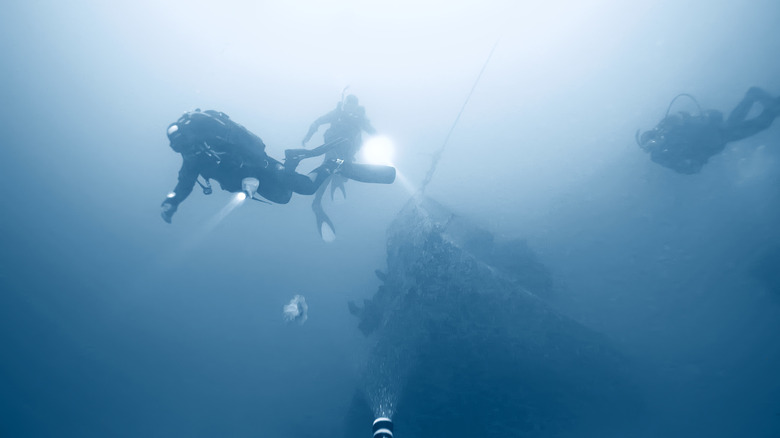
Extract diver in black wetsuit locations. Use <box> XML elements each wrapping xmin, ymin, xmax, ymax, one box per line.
<box><xmin>160</xmin><ymin>109</ymin><xmax>340</xmax><ymax>223</ymax></box>
<box><xmin>637</xmin><ymin>87</ymin><xmax>780</xmax><ymax>174</ymax></box>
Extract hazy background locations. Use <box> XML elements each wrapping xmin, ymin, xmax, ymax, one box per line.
<box><xmin>1</xmin><ymin>0</ymin><xmax>779</xmax><ymax>436</ymax></box>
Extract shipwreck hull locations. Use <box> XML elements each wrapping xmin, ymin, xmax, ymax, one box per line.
<box><xmin>345</xmin><ymin>197</ymin><xmax>638</xmax><ymax>437</ymax></box>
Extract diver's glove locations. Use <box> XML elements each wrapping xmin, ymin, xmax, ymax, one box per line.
<box><xmin>161</xmin><ymin>200</ymin><xmax>177</xmax><ymax>224</ymax></box>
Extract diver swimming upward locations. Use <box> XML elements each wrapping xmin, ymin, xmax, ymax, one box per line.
<box><xmin>285</xmin><ymin>94</ymin><xmax>394</xmax><ymax>239</ymax></box>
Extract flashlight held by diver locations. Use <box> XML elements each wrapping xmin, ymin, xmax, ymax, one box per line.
<box><xmin>362</xmin><ymin>136</ymin><xmax>395</xmax><ymax>166</ymax></box>
<box><xmin>241</xmin><ymin>177</ymin><xmax>260</xmax><ymax>199</ymax></box>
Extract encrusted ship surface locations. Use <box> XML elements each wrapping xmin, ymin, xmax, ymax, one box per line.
<box><xmin>344</xmin><ymin>197</ymin><xmax>638</xmax><ymax>437</ymax></box>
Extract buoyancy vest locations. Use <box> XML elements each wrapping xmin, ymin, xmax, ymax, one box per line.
<box><xmin>166</xmin><ymin>109</ymin><xmax>268</xmax><ymax>167</ymax></box>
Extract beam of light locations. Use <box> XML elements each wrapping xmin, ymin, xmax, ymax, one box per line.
<box><xmin>361</xmin><ymin>135</ymin><xmax>395</xmax><ymax>166</ymax></box>
<box><xmin>363</xmin><ymin>337</ymin><xmax>414</xmax><ymax>421</ymax></box>
<box><xmin>163</xmin><ymin>193</ymin><xmax>248</xmax><ymax>263</ymax></box>
<box><xmin>394</xmin><ymin>170</ymin><xmax>416</xmax><ymax>197</ymax></box>
<box><xmin>202</xmin><ymin>193</ymin><xmax>247</xmax><ymax>234</ymax></box>
<box><xmin>194</xmin><ymin>193</ymin><xmax>247</xmax><ymax>245</ymax></box>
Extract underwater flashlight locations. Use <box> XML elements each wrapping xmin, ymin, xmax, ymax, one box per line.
<box><xmin>373</xmin><ymin>417</ymin><xmax>393</xmax><ymax>438</ymax></box>
<box><xmin>362</xmin><ymin>136</ymin><xmax>395</xmax><ymax>166</ymax></box>
<box><xmin>241</xmin><ymin>177</ymin><xmax>259</xmax><ymax>199</ymax></box>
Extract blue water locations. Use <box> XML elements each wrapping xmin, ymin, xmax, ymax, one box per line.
<box><xmin>2</xmin><ymin>1</ymin><xmax>779</xmax><ymax>436</ymax></box>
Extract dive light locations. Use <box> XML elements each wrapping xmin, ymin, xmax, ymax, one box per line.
<box><xmin>241</xmin><ymin>177</ymin><xmax>259</xmax><ymax>198</ymax></box>
<box><xmin>373</xmin><ymin>417</ymin><xmax>393</xmax><ymax>438</ymax></box>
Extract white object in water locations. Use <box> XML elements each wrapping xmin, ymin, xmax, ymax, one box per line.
<box><xmin>320</xmin><ymin>221</ymin><xmax>336</xmax><ymax>243</ymax></box>
<box><xmin>361</xmin><ymin>135</ymin><xmax>395</xmax><ymax>166</ymax></box>
<box><xmin>241</xmin><ymin>177</ymin><xmax>259</xmax><ymax>198</ymax></box>
<box><xmin>283</xmin><ymin>295</ymin><xmax>308</xmax><ymax>325</ymax></box>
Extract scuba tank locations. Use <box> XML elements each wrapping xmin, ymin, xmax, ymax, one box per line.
<box><xmin>636</xmin><ymin>94</ymin><xmax>703</xmax><ymax>149</ymax></box>
<box><xmin>167</xmin><ymin>109</ymin><xmax>269</xmax><ymax>168</ymax></box>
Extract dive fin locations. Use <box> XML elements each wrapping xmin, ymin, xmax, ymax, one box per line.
<box><xmin>330</xmin><ymin>175</ymin><xmax>348</xmax><ymax>201</ymax></box>
<box><xmin>313</xmin><ymin>202</ymin><xmax>336</xmax><ymax>242</ymax></box>
<box><xmin>320</xmin><ymin>220</ymin><xmax>336</xmax><ymax>243</ymax></box>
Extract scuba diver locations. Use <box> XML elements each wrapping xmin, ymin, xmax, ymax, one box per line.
<box><xmin>293</xmin><ymin>93</ymin><xmax>377</xmax><ymax>162</ymax></box>
<box><xmin>636</xmin><ymin>87</ymin><xmax>780</xmax><ymax>174</ymax></box>
<box><xmin>160</xmin><ymin>109</ymin><xmax>343</xmax><ymax>223</ymax></box>
<box><xmin>284</xmin><ymin>94</ymin><xmax>392</xmax><ymax>239</ymax></box>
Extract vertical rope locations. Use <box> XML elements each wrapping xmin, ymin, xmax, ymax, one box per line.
<box><xmin>418</xmin><ymin>39</ymin><xmax>500</xmax><ymax>194</ymax></box>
